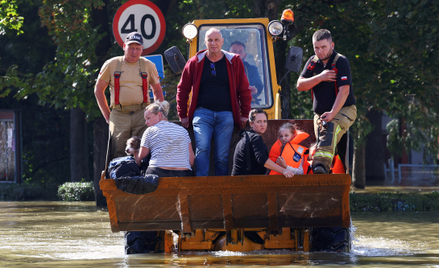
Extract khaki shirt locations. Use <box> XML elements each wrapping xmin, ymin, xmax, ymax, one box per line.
<box><xmin>98</xmin><ymin>56</ymin><xmax>160</xmax><ymax>107</ymax></box>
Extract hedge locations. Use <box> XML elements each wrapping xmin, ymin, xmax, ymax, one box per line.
<box><xmin>57</xmin><ymin>182</ymin><xmax>95</xmax><ymax>201</ymax></box>
<box><xmin>350</xmin><ymin>191</ymin><xmax>439</xmax><ymax>212</ymax></box>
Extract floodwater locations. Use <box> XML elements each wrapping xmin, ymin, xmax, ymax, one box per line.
<box><xmin>1</xmin><ymin>201</ymin><xmax>439</xmax><ymax>267</ymax></box>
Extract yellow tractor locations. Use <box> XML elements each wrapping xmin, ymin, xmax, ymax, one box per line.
<box><xmin>100</xmin><ymin>11</ymin><xmax>351</xmax><ymax>253</ymax></box>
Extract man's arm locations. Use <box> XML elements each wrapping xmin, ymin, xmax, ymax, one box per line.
<box><xmin>246</xmin><ymin>64</ymin><xmax>264</xmax><ymax>95</ymax></box>
<box><xmin>94</xmin><ymin>79</ymin><xmax>110</xmax><ymax>124</ymax></box>
<box><xmin>151</xmin><ymin>83</ymin><xmax>164</xmax><ymax>102</ymax></box>
<box><xmin>235</xmin><ymin>59</ymin><xmax>252</xmax><ymax>128</ymax></box>
<box><xmin>176</xmin><ymin>60</ymin><xmax>193</xmax><ymax>128</ymax></box>
<box><xmin>189</xmin><ymin>142</ymin><xmax>195</xmax><ymax>167</ymax></box>
<box><xmin>320</xmin><ymin>85</ymin><xmax>350</xmax><ymax>122</ymax></box>
<box><xmin>296</xmin><ymin>69</ymin><xmax>337</xmax><ymax>92</ymax></box>
<box><xmin>135</xmin><ymin>146</ymin><xmax>150</xmax><ymax>166</ymax></box>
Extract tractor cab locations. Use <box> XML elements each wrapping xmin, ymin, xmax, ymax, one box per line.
<box><xmin>166</xmin><ymin>14</ymin><xmax>302</xmax><ymax>120</ymax></box>
<box><xmin>185</xmin><ymin>20</ymin><xmax>276</xmax><ymax>112</ymax></box>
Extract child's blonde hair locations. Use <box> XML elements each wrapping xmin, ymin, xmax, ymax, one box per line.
<box><xmin>278</xmin><ymin>122</ymin><xmax>297</xmax><ymax>137</ymax></box>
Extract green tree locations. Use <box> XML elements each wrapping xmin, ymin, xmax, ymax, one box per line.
<box><xmin>284</xmin><ymin>0</ymin><xmax>439</xmax><ymax>185</ymax></box>
<box><xmin>1</xmin><ymin>0</ymin><xmax>438</xmax><ymax>194</ymax></box>
<box><xmin>0</xmin><ymin>0</ymin><xmax>24</xmax><ymax>34</ymax></box>
<box><xmin>1</xmin><ymin>0</ymin><xmax>110</xmax><ymax>203</ymax></box>
<box><xmin>0</xmin><ymin>1</ymin><xmax>72</xmax><ymax>185</ymax></box>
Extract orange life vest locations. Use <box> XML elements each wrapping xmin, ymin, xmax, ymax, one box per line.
<box><xmin>303</xmin><ymin>157</ymin><xmax>312</xmax><ymax>174</ymax></box>
<box><xmin>269</xmin><ymin>132</ymin><xmax>309</xmax><ymax>175</ymax></box>
<box><xmin>305</xmin><ymin>154</ymin><xmax>345</xmax><ymax>174</ymax></box>
<box><xmin>269</xmin><ymin>132</ymin><xmax>309</xmax><ymax>163</ymax></box>
<box><xmin>331</xmin><ymin>155</ymin><xmax>345</xmax><ymax>174</ymax></box>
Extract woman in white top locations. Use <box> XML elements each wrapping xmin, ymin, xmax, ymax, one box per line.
<box><xmin>136</xmin><ymin>100</ymin><xmax>195</xmax><ymax>177</ymax></box>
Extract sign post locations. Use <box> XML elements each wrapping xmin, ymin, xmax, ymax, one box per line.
<box><xmin>112</xmin><ymin>0</ymin><xmax>166</xmax><ymax>55</ymax></box>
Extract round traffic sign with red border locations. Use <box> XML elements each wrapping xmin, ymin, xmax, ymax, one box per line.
<box><xmin>113</xmin><ymin>0</ymin><xmax>166</xmax><ymax>55</ymax></box>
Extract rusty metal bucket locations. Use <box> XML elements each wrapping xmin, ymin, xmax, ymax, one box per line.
<box><xmin>100</xmin><ymin>174</ymin><xmax>351</xmax><ymax>234</ymax></box>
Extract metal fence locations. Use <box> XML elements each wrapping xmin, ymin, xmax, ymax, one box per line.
<box><xmin>384</xmin><ymin>160</ymin><xmax>439</xmax><ymax>186</ymax></box>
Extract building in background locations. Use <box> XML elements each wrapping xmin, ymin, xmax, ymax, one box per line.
<box><xmin>0</xmin><ymin>110</ymin><xmax>22</xmax><ymax>183</ymax></box>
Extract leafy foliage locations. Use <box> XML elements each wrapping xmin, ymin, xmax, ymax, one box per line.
<box><xmin>20</xmin><ymin>99</ymin><xmax>72</xmax><ymax>185</ymax></box>
<box><xmin>286</xmin><ymin>0</ymin><xmax>439</xmax><ymax>157</ymax></box>
<box><xmin>0</xmin><ymin>2</ymin><xmax>72</xmax><ymax>185</ymax></box>
<box><xmin>57</xmin><ymin>182</ymin><xmax>95</xmax><ymax>201</ymax></box>
<box><xmin>0</xmin><ymin>0</ymin><xmax>24</xmax><ymax>34</ymax></box>
<box><xmin>387</xmin><ymin>100</ymin><xmax>439</xmax><ymax>163</ymax></box>
<box><xmin>1</xmin><ymin>0</ymin><xmax>439</xmax><ymax>185</ymax></box>
<box><xmin>1</xmin><ymin>0</ymin><xmax>107</xmax><ymax>118</ymax></box>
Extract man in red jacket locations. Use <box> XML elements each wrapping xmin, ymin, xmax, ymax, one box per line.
<box><xmin>177</xmin><ymin>28</ymin><xmax>252</xmax><ymax>176</ymax></box>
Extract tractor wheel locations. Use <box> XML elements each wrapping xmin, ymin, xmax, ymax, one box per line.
<box><xmin>125</xmin><ymin>231</ymin><xmax>165</xmax><ymax>254</ymax></box>
<box><xmin>310</xmin><ymin>227</ymin><xmax>351</xmax><ymax>253</ymax></box>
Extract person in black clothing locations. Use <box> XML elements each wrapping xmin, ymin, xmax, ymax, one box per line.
<box><xmin>297</xmin><ymin>29</ymin><xmax>357</xmax><ymax>174</ymax></box>
<box><xmin>231</xmin><ymin>109</ymin><xmax>294</xmax><ymax>178</ymax></box>
<box><xmin>229</xmin><ymin>41</ymin><xmax>264</xmax><ymax>105</ymax></box>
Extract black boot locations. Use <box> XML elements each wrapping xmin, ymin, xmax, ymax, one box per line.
<box><xmin>313</xmin><ymin>164</ymin><xmax>328</xmax><ymax>174</ymax></box>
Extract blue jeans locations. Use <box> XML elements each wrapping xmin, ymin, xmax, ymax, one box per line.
<box><xmin>192</xmin><ymin>107</ymin><xmax>234</xmax><ymax>176</ymax></box>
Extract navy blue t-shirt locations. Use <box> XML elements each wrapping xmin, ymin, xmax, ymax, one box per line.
<box><xmin>300</xmin><ymin>51</ymin><xmax>356</xmax><ymax>115</ymax></box>
<box><xmin>197</xmin><ymin>56</ymin><xmax>232</xmax><ymax>111</ymax></box>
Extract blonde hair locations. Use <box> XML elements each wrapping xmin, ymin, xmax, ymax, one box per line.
<box><xmin>278</xmin><ymin>122</ymin><xmax>296</xmax><ymax>136</ymax></box>
<box><xmin>145</xmin><ymin>100</ymin><xmax>170</xmax><ymax>118</ymax></box>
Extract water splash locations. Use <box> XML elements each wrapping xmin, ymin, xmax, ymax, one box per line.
<box><xmin>352</xmin><ymin>236</ymin><xmax>427</xmax><ymax>256</ymax></box>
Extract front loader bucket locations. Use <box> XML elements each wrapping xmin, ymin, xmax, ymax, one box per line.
<box><xmin>100</xmin><ymin>174</ymin><xmax>351</xmax><ymax>234</ymax></box>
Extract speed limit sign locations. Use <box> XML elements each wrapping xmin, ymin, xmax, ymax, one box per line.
<box><xmin>113</xmin><ymin>0</ymin><xmax>166</xmax><ymax>55</ymax></box>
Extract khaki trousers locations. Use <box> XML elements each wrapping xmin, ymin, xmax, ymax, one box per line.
<box><xmin>109</xmin><ymin>104</ymin><xmax>147</xmax><ymax>158</ymax></box>
<box><xmin>312</xmin><ymin>105</ymin><xmax>357</xmax><ymax>171</ymax></box>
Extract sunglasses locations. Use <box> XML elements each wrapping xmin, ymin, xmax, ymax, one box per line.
<box><xmin>210</xmin><ymin>62</ymin><xmax>216</xmax><ymax>76</ymax></box>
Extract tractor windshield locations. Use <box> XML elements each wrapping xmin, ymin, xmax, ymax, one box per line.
<box><xmin>197</xmin><ymin>24</ymin><xmax>273</xmax><ymax>109</ymax></box>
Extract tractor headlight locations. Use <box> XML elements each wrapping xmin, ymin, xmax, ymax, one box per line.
<box><xmin>267</xmin><ymin>20</ymin><xmax>284</xmax><ymax>37</ymax></box>
<box><xmin>182</xmin><ymin>23</ymin><xmax>198</xmax><ymax>40</ymax></box>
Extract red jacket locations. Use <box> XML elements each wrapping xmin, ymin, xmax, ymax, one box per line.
<box><xmin>177</xmin><ymin>49</ymin><xmax>252</xmax><ymax>129</ymax></box>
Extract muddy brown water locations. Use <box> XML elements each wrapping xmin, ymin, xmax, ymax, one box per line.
<box><xmin>1</xmin><ymin>201</ymin><xmax>439</xmax><ymax>267</ymax></box>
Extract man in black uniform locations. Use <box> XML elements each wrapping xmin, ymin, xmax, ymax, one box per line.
<box><xmin>297</xmin><ymin>29</ymin><xmax>357</xmax><ymax>174</ymax></box>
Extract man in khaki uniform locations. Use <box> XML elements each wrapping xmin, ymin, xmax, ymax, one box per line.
<box><xmin>95</xmin><ymin>32</ymin><xmax>164</xmax><ymax>158</ymax></box>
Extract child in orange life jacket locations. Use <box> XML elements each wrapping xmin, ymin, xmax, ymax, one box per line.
<box><xmin>304</xmin><ymin>142</ymin><xmax>345</xmax><ymax>174</ymax></box>
<box><xmin>269</xmin><ymin>123</ymin><xmax>309</xmax><ymax>175</ymax></box>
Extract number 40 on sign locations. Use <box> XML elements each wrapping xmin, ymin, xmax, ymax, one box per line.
<box><xmin>112</xmin><ymin>0</ymin><xmax>166</xmax><ymax>55</ymax></box>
